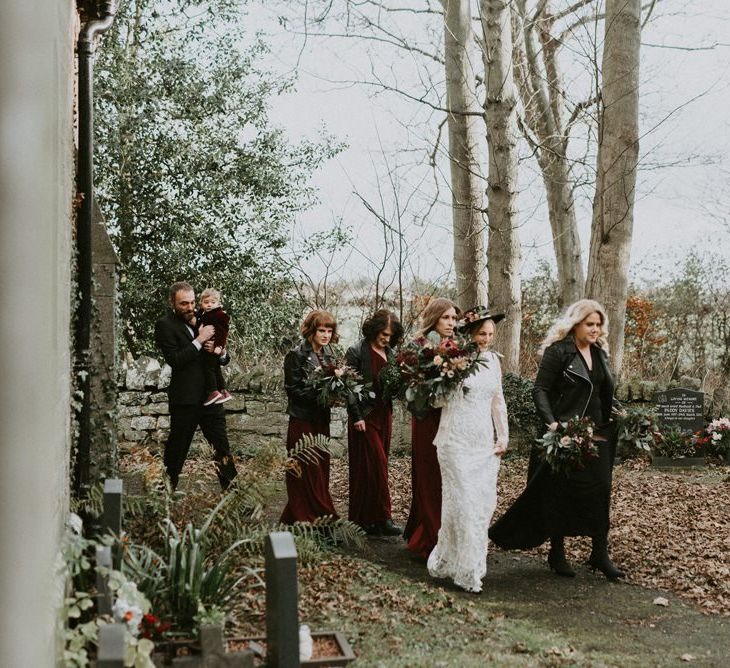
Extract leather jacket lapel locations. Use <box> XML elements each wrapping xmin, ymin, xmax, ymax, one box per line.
<box><xmin>563</xmin><ymin>340</ymin><xmax>591</xmax><ymax>384</ymax></box>
<box><xmin>359</xmin><ymin>340</ymin><xmax>373</xmax><ymax>383</ymax></box>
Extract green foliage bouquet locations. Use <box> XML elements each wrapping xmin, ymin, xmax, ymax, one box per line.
<box><xmin>614</xmin><ymin>406</ymin><xmax>662</xmax><ymax>458</ymax></box>
<box><xmin>305</xmin><ymin>359</ymin><xmax>374</xmax><ymax>408</ymax></box>
<box><xmin>651</xmin><ymin>427</ymin><xmax>699</xmax><ymax>459</ymax></box>
<box><xmin>388</xmin><ymin>332</ymin><xmax>486</xmax><ymax>419</ymax></box>
<box><xmin>538</xmin><ymin>416</ymin><xmax>599</xmax><ymax>475</ymax></box>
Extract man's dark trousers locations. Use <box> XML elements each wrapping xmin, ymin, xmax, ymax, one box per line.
<box><xmin>165</xmin><ymin>402</ymin><xmax>236</xmax><ymax>490</ymax></box>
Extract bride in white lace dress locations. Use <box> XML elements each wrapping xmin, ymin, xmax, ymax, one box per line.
<box><xmin>427</xmin><ymin>307</ymin><xmax>509</xmax><ymax>593</ymax></box>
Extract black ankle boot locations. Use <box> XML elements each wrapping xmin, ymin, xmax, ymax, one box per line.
<box><xmin>378</xmin><ymin>518</ymin><xmax>403</xmax><ymax>536</ymax></box>
<box><xmin>588</xmin><ymin>536</ymin><xmax>625</xmax><ymax>580</ymax></box>
<box><xmin>547</xmin><ymin>537</ymin><xmax>576</xmax><ymax>577</ymax></box>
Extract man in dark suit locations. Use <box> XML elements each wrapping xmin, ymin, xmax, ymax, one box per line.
<box><xmin>155</xmin><ymin>281</ymin><xmax>237</xmax><ymax>490</ymax></box>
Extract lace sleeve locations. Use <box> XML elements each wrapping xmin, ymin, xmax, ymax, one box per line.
<box><xmin>491</xmin><ymin>354</ymin><xmax>509</xmax><ymax>449</ymax></box>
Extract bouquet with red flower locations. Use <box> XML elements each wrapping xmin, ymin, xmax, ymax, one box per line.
<box><xmin>382</xmin><ymin>332</ymin><xmax>486</xmax><ymax>418</ymax></box>
<box><xmin>139</xmin><ymin>613</ymin><xmax>172</xmax><ymax>640</ymax></box>
<box><xmin>306</xmin><ymin>358</ymin><xmax>374</xmax><ymax>408</ymax></box>
<box><xmin>696</xmin><ymin>417</ymin><xmax>730</xmax><ymax>456</ymax></box>
<box><xmin>538</xmin><ymin>416</ymin><xmax>599</xmax><ymax>475</ymax></box>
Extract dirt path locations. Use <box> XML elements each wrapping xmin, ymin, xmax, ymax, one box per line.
<box><xmin>317</xmin><ymin>455</ymin><xmax>730</xmax><ymax>667</ymax></box>
<box><xmin>330</xmin><ymin>535</ymin><xmax>729</xmax><ymax>667</ymax></box>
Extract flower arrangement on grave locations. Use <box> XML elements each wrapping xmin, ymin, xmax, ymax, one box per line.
<box><xmin>60</xmin><ymin>513</ymin><xmax>157</xmax><ymax>668</ymax></box>
<box><xmin>305</xmin><ymin>359</ymin><xmax>374</xmax><ymax>408</ymax></box>
<box><xmin>692</xmin><ymin>417</ymin><xmax>730</xmax><ymax>456</ymax></box>
<box><xmin>537</xmin><ymin>416</ymin><xmax>599</xmax><ymax>475</ymax></box>
<box><xmin>651</xmin><ymin>426</ymin><xmax>699</xmax><ymax>459</ymax></box>
<box><xmin>383</xmin><ymin>331</ymin><xmax>486</xmax><ymax>418</ymax></box>
<box><xmin>614</xmin><ymin>406</ymin><xmax>662</xmax><ymax>458</ymax></box>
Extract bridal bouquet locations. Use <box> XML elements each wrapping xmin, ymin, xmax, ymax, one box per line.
<box><xmin>386</xmin><ymin>332</ymin><xmax>486</xmax><ymax>418</ymax></box>
<box><xmin>538</xmin><ymin>416</ymin><xmax>599</xmax><ymax>475</ymax></box>
<box><xmin>306</xmin><ymin>359</ymin><xmax>374</xmax><ymax>408</ymax></box>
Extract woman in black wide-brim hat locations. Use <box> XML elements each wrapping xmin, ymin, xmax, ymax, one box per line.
<box><xmin>489</xmin><ymin>299</ymin><xmax>625</xmax><ymax>580</ymax></box>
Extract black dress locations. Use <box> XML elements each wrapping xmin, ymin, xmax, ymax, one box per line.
<box><xmin>489</xmin><ymin>341</ymin><xmax>616</xmax><ymax>549</ymax></box>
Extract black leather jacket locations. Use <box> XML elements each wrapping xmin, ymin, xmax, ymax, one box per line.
<box><xmin>283</xmin><ymin>340</ymin><xmax>334</xmax><ymax>422</ymax></box>
<box><xmin>532</xmin><ymin>337</ymin><xmax>616</xmax><ymax>428</ymax></box>
<box><xmin>345</xmin><ymin>338</ymin><xmax>393</xmax><ymax>422</ymax></box>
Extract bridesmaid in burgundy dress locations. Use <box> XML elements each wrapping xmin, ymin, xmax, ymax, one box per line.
<box><xmin>281</xmin><ymin>310</ymin><xmax>339</xmax><ymax>523</ymax></box>
<box><xmin>403</xmin><ymin>298</ymin><xmax>460</xmax><ymax>558</ymax></box>
<box><xmin>345</xmin><ymin>309</ymin><xmax>404</xmax><ymax>536</ymax></box>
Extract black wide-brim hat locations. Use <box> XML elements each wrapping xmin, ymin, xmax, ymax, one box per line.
<box><xmin>458</xmin><ymin>305</ymin><xmax>505</xmax><ymax>329</ymax></box>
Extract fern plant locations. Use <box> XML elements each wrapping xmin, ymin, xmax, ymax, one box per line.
<box><xmin>286</xmin><ymin>433</ymin><xmax>344</xmax><ymax>477</ymax></box>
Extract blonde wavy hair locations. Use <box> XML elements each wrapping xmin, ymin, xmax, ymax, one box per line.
<box><xmin>417</xmin><ymin>297</ymin><xmax>461</xmax><ymax>337</ymax></box>
<box><xmin>538</xmin><ymin>299</ymin><xmax>609</xmax><ymax>357</ymax></box>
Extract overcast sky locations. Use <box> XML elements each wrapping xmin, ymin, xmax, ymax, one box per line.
<box><xmin>249</xmin><ymin>0</ymin><xmax>730</xmax><ymax>286</ymax></box>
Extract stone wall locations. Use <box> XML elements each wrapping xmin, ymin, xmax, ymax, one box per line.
<box><xmin>120</xmin><ymin>358</ymin><xmax>728</xmax><ymax>457</ymax></box>
<box><xmin>119</xmin><ymin>357</ymin><xmax>412</xmax><ymax>455</ymax></box>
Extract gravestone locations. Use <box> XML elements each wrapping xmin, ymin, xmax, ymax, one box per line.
<box><xmin>103</xmin><ymin>478</ymin><xmax>124</xmax><ymax>568</ymax></box>
<box><xmin>95</xmin><ymin>545</ymin><xmax>113</xmax><ymax>615</ymax></box>
<box><xmin>265</xmin><ymin>532</ymin><xmax>299</xmax><ymax>668</ymax></box>
<box><xmin>654</xmin><ymin>388</ymin><xmax>704</xmax><ymax>432</ymax></box>
<box><xmin>97</xmin><ymin>623</ymin><xmax>126</xmax><ymax>668</ymax></box>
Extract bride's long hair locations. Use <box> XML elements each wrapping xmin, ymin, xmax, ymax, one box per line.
<box><xmin>538</xmin><ymin>299</ymin><xmax>610</xmax><ymax>358</ymax></box>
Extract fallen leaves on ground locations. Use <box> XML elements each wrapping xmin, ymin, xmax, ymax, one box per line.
<box><xmin>331</xmin><ymin>455</ymin><xmax>730</xmax><ymax>618</ymax></box>
<box><xmin>121</xmin><ymin>445</ymin><xmax>730</xmax><ymax>632</ymax></box>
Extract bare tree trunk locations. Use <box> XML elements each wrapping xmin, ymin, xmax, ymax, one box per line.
<box><xmin>585</xmin><ymin>0</ymin><xmax>641</xmax><ymax>376</ymax></box>
<box><xmin>511</xmin><ymin>0</ymin><xmax>584</xmax><ymax>306</ymax></box>
<box><xmin>480</xmin><ymin>0</ymin><xmax>521</xmax><ymax>373</ymax></box>
<box><xmin>442</xmin><ymin>0</ymin><xmax>489</xmax><ymax>308</ymax></box>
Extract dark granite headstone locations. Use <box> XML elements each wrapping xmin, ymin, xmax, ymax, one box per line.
<box><xmin>102</xmin><ymin>478</ymin><xmax>123</xmax><ymax>536</ymax></box>
<box><xmin>103</xmin><ymin>478</ymin><xmax>123</xmax><ymax>568</ymax></box>
<box><xmin>265</xmin><ymin>532</ymin><xmax>299</xmax><ymax>668</ymax></box>
<box><xmin>654</xmin><ymin>388</ymin><xmax>704</xmax><ymax>432</ymax></box>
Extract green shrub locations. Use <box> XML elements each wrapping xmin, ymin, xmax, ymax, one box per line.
<box><xmin>503</xmin><ymin>373</ymin><xmax>538</xmax><ymax>454</ymax></box>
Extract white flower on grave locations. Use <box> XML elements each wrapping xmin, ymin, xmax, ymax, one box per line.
<box><xmin>68</xmin><ymin>513</ymin><xmax>83</xmax><ymax>535</ymax></box>
<box><xmin>109</xmin><ymin>575</ymin><xmax>151</xmax><ymax>637</ymax></box>
<box><xmin>113</xmin><ymin>597</ymin><xmax>144</xmax><ymax>636</ymax></box>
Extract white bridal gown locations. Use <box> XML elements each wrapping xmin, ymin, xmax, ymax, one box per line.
<box><xmin>427</xmin><ymin>351</ymin><xmax>509</xmax><ymax>593</ymax></box>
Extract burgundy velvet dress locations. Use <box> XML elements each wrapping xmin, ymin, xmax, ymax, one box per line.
<box><xmin>281</xmin><ymin>416</ymin><xmax>338</xmax><ymax>523</ymax></box>
<box><xmin>403</xmin><ymin>407</ymin><xmax>442</xmax><ymax>558</ymax></box>
<box><xmin>280</xmin><ymin>342</ymin><xmax>338</xmax><ymax>524</ymax></box>
<box><xmin>348</xmin><ymin>350</ymin><xmax>393</xmax><ymax>526</ymax></box>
